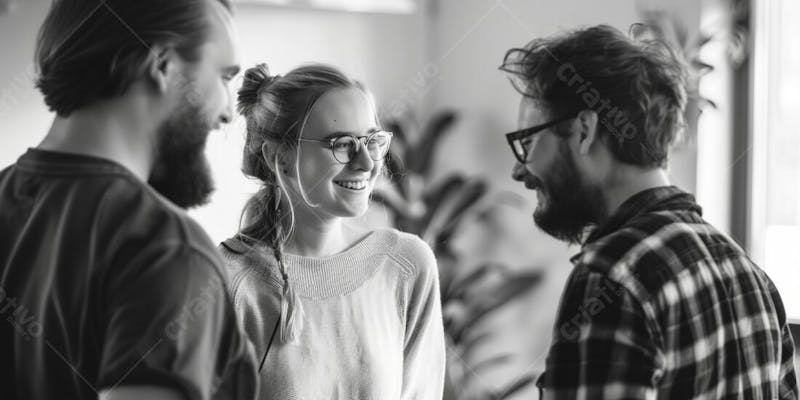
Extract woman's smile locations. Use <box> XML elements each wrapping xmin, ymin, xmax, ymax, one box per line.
<box><xmin>333</xmin><ymin>179</ymin><xmax>368</xmax><ymax>191</ymax></box>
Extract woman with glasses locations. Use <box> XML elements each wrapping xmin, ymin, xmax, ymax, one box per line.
<box><xmin>220</xmin><ymin>63</ymin><xmax>446</xmax><ymax>399</ymax></box>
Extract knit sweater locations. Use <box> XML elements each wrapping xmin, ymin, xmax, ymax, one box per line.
<box><xmin>219</xmin><ymin>228</ymin><xmax>446</xmax><ymax>400</ymax></box>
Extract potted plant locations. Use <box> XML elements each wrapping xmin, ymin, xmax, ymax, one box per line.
<box><xmin>373</xmin><ymin>110</ymin><xmax>541</xmax><ymax>399</ymax></box>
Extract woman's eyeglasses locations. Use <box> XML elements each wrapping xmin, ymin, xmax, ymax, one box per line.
<box><xmin>298</xmin><ymin>130</ymin><xmax>393</xmax><ymax>164</ymax></box>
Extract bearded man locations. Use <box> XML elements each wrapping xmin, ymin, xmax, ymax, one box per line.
<box><xmin>0</xmin><ymin>1</ymin><xmax>256</xmax><ymax>399</ymax></box>
<box><xmin>502</xmin><ymin>25</ymin><xmax>798</xmax><ymax>399</ymax></box>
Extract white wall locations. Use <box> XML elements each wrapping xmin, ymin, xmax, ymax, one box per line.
<box><xmin>0</xmin><ymin>0</ymin><xmax>53</xmax><ymax>168</ymax></box>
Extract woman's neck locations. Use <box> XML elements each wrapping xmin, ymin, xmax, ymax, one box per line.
<box><xmin>284</xmin><ymin>224</ymin><xmax>344</xmax><ymax>258</ymax></box>
<box><xmin>283</xmin><ymin>207</ymin><xmax>365</xmax><ymax>257</ymax></box>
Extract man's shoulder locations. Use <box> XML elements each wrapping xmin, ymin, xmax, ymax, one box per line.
<box><xmin>99</xmin><ymin>174</ymin><xmax>217</xmax><ymax>256</ymax></box>
<box><xmin>577</xmin><ymin>209</ymin><xmax>743</xmax><ymax>298</ymax></box>
<box><xmin>5</xmin><ymin>165</ymin><xmax>223</xmax><ymax>287</ymax></box>
<box><xmin>584</xmin><ymin>208</ymin><xmax>731</xmax><ymax>264</ymax></box>
<box><xmin>2</xmin><ymin>155</ymin><xmax>215</xmax><ymax>258</ymax></box>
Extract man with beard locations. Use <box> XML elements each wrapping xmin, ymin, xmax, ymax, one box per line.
<box><xmin>0</xmin><ymin>1</ymin><xmax>257</xmax><ymax>399</ymax></box>
<box><xmin>502</xmin><ymin>25</ymin><xmax>797</xmax><ymax>399</ymax></box>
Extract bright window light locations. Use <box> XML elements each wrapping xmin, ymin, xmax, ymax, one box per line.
<box><xmin>751</xmin><ymin>0</ymin><xmax>800</xmax><ymax>322</ymax></box>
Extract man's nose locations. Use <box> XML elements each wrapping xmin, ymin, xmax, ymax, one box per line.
<box><xmin>511</xmin><ymin>162</ymin><xmax>528</xmax><ymax>181</ymax></box>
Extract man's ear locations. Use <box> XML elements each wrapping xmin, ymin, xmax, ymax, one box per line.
<box><xmin>146</xmin><ymin>45</ymin><xmax>181</xmax><ymax>94</ymax></box>
<box><xmin>576</xmin><ymin>109</ymin><xmax>599</xmax><ymax>155</ymax></box>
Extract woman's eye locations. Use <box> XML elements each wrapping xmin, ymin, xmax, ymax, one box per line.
<box><xmin>333</xmin><ymin>141</ymin><xmax>352</xmax><ymax>151</ymax></box>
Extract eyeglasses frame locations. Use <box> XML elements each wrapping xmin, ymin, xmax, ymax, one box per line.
<box><xmin>505</xmin><ymin>114</ymin><xmax>576</xmax><ymax>163</ymax></box>
<box><xmin>297</xmin><ymin>130</ymin><xmax>394</xmax><ymax>165</ymax></box>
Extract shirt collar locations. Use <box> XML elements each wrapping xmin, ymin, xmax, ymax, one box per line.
<box><xmin>570</xmin><ymin>186</ymin><xmax>702</xmax><ymax>263</ymax></box>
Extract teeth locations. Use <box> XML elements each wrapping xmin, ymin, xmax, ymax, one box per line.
<box><xmin>335</xmin><ymin>180</ymin><xmax>367</xmax><ymax>190</ymax></box>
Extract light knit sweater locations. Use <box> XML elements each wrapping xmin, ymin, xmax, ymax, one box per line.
<box><xmin>219</xmin><ymin>228</ymin><xmax>446</xmax><ymax>400</ymax></box>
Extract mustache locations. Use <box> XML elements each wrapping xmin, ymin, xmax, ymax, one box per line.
<box><xmin>524</xmin><ymin>176</ymin><xmax>544</xmax><ymax>192</ymax></box>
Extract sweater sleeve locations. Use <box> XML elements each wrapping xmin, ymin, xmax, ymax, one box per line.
<box><xmin>398</xmin><ymin>235</ymin><xmax>447</xmax><ymax>400</ymax></box>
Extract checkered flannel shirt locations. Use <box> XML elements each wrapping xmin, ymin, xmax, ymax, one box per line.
<box><xmin>537</xmin><ymin>186</ymin><xmax>798</xmax><ymax>399</ymax></box>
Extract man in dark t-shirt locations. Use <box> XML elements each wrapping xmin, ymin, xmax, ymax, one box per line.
<box><xmin>0</xmin><ymin>1</ymin><xmax>256</xmax><ymax>399</ymax></box>
<box><xmin>0</xmin><ymin>150</ymin><xmax>256</xmax><ymax>399</ymax></box>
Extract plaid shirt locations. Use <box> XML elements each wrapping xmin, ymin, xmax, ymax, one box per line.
<box><xmin>537</xmin><ymin>186</ymin><xmax>798</xmax><ymax>399</ymax></box>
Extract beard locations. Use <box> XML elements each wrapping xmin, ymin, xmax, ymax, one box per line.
<box><xmin>148</xmin><ymin>100</ymin><xmax>214</xmax><ymax>209</ymax></box>
<box><xmin>532</xmin><ymin>141</ymin><xmax>606</xmax><ymax>245</ymax></box>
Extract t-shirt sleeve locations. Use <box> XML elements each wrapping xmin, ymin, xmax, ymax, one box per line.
<box><xmin>97</xmin><ymin>244</ymin><xmax>257</xmax><ymax>400</ymax></box>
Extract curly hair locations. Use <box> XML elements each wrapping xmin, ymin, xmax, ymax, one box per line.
<box><xmin>500</xmin><ymin>24</ymin><xmax>688</xmax><ymax>168</ymax></box>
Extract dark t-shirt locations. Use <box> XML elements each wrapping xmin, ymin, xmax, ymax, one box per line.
<box><xmin>0</xmin><ymin>149</ymin><xmax>257</xmax><ymax>399</ymax></box>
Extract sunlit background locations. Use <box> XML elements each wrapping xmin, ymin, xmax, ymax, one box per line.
<box><xmin>1</xmin><ymin>0</ymin><xmax>798</xmax><ymax>398</ymax></box>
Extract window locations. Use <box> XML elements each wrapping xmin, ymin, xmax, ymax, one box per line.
<box><xmin>751</xmin><ymin>0</ymin><xmax>800</xmax><ymax>321</ymax></box>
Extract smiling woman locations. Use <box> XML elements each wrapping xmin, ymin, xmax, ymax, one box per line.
<box><xmin>219</xmin><ymin>62</ymin><xmax>446</xmax><ymax>399</ymax></box>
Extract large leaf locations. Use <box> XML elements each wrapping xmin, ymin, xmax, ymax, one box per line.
<box><xmin>443</xmin><ymin>355</ymin><xmax>464</xmax><ymax>400</ymax></box>
<box><xmin>408</xmin><ymin>110</ymin><xmax>458</xmax><ymax>176</ymax></box>
<box><xmin>450</xmin><ymin>271</ymin><xmax>543</xmax><ymax>342</ymax></box>
<box><xmin>471</xmin><ymin>353</ymin><xmax>514</xmax><ymax>375</ymax></box>
<box><xmin>384</xmin><ymin>119</ymin><xmax>407</xmax><ymax>147</ymax></box>
<box><xmin>422</xmin><ymin>178</ymin><xmax>488</xmax><ymax>243</ymax></box>
<box><xmin>494</xmin><ymin>373</ymin><xmax>537</xmax><ymax>399</ymax></box>
<box><xmin>459</xmin><ymin>331</ymin><xmax>494</xmax><ymax>361</ymax></box>
<box><xmin>376</xmin><ymin>110</ymin><xmax>548</xmax><ymax>400</ymax></box>
<box><xmin>433</xmin><ymin>180</ymin><xmax>490</xmax><ymax>246</ymax></box>
<box><xmin>418</xmin><ymin>176</ymin><xmax>466</xmax><ymax>240</ymax></box>
<box><xmin>370</xmin><ymin>191</ymin><xmax>409</xmax><ymax>221</ymax></box>
<box><xmin>435</xmin><ymin>248</ymin><xmax>461</xmax><ymax>300</ymax></box>
<box><xmin>446</xmin><ymin>264</ymin><xmax>506</xmax><ymax>303</ymax></box>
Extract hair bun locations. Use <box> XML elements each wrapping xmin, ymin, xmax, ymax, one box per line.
<box><xmin>237</xmin><ymin>63</ymin><xmax>280</xmax><ymax>116</ymax></box>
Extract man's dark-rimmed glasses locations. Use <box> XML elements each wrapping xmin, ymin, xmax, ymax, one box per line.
<box><xmin>505</xmin><ymin>115</ymin><xmax>576</xmax><ymax>163</ymax></box>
